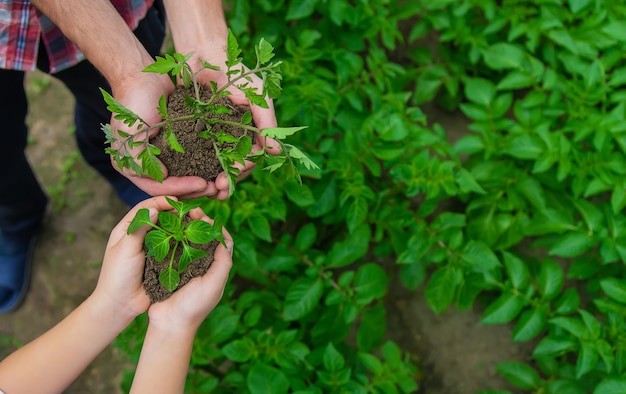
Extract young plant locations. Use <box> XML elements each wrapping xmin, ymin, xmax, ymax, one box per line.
<box><xmin>127</xmin><ymin>196</ymin><xmax>224</xmax><ymax>292</ymax></box>
<box><xmin>101</xmin><ymin>30</ymin><xmax>317</xmax><ymax>196</ymax></box>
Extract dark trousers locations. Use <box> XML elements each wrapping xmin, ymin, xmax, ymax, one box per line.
<box><xmin>0</xmin><ymin>3</ymin><xmax>165</xmax><ymax>241</ymax></box>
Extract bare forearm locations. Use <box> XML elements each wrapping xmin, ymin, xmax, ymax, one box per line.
<box><xmin>130</xmin><ymin>324</ymin><xmax>196</xmax><ymax>393</ymax></box>
<box><xmin>162</xmin><ymin>0</ymin><xmax>228</xmax><ymax>59</ymax></box>
<box><xmin>30</xmin><ymin>0</ymin><xmax>155</xmax><ymax>91</ymax></box>
<box><xmin>0</xmin><ymin>296</ymin><xmax>134</xmax><ymax>394</ymax></box>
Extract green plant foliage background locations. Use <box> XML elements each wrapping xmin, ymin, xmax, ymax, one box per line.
<box><xmin>115</xmin><ymin>1</ymin><xmax>626</xmax><ymax>393</ymax></box>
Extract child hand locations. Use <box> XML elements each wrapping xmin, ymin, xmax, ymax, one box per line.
<box><xmin>146</xmin><ymin>207</ymin><xmax>234</xmax><ymax>333</ymax></box>
<box><xmin>91</xmin><ymin>196</ymin><xmax>177</xmax><ymax>322</ymax></box>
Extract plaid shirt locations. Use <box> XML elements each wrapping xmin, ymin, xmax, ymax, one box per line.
<box><xmin>0</xmin><ymin>0</ymin><xmax>153</xmax><ymax>73</ymax></box>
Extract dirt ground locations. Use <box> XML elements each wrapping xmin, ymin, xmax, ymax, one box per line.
<box><xmin>0</xmin><ymin>72</ymin><xmax>531</xmax><ymax>393</ymax></box>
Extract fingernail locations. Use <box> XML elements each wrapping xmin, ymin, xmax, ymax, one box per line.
<box><xmin>226</xmin><ymin>240</ymin><xmax>234</xmax><ymax>255</ymax></box>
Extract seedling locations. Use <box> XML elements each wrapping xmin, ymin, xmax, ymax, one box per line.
<box><xmin>127</xmin><ymin>197</ymin><xmax>224</xmax><ymax>291</ymax></box>
<box><xmin>101</xmin><ymin>30</ymin><xmax>318</xmax><ymax>197</ymax></box>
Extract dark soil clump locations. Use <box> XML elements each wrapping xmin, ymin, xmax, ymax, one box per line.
<box><xmin>151</xmin><ymin>85</ymin><xmax>249</xmax><ymax>182</ymax></box>
<box><xmin>143</xmin><ymin>234</ymin><xmax>220</xmax><ymax>303</ymax></box>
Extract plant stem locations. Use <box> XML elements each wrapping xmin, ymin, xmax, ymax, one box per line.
<box><xmin>207</xmin><ymin>64</ymin><xmax>277</xmax><ymax>107</ymax></box>
<box><xmin>189</xmin><ymin>64</ymin><xmax>201</xmax><ymax>102</ymax></box>
<box><xmin>169</xmin><ymin>241</ymin><xmax>179</xmax><ymax>271</ymax></box>
<box><xmin>216</xmin><ymin>120</ymin><xmax>260</xmax><ymax>134</ymax></box>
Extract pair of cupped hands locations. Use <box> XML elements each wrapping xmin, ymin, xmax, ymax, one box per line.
<box><xmin>109</xmin><ymin>54</ymin><xmax>281</xmax><ymax>200</ymax></box>
<box><xmin>94</xmin><ymin>196</ymin><xmax>232</xmax><ymax>332</ymax></box>
<box><xmin>101</xmin><ymin>58</ymin><xmax>274</xmax><ymax>327</ymax></box>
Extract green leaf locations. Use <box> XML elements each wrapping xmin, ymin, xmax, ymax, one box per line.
<box><xmin>222</xmin><ymin>337</ymin><xmax>256</xmax><ymax>362</ymax></box>
<box><xmin>497</xmin><ymin>71</ymin><xmax>535</xmax><ymax>90</ymax></box>
<box><xmin>354</xmin><ymin>263</ymin><xmax>388</xmax><ymax>299</ymax></box>
<box><xmin>241</xmin><ymin>87</ymin><xmax>269</xmax><ymax>109</ymax></box>
<box><xmin>327</xmin><ymin>225</ymin><xmax>370</xmax><ymax>268</ymax></box>
<box><xmin>425</xmin><ymin>266</ymin><xmax>457</xmax><ymax>314</ymax></box>
<box><xmin>241</xmin><ymin>111</ymin><xmax>253</xmax><ymax>125</ymax></box>
<box><xmin>569</xmin><ymin>0</ymin><xmax>591</xmax><ymax>13</ymax></box>
<box><xmin>127</xmin><ymin>208</ymin><xmax>152</xmax><ymax>234</ymax></box>
<box><xmin>504</xmin><ymin>134</ymin><xmax>543</xmax><ymax>160</ymax></box>
<box><xmin>381</xmin><ymin>341</ymin><xmax>402</xmax><ymax>364</ymax></box>
<box><xmin>554</xmin><ymin>288</ymin><xmax>581</xmax><ymax>315</ymax></box>
<box><xmin>307</xmin><ymin>179</ymin><xmax>337</xmax><ymax>218</ymax></box>
<box><xmin>159</xmin><ymin>268</ymin><xmax>180</xmax><ymax>291</ymax></box>
<box><xmin>538</xmin><ymin>259</ymin><xmax>564</xmax><ymax>300</ymax></box>
<box><xmin>261</xmin><ymin>126</ymin><xmax>308</xmax><ymax>139</ymax></box>
<box><xmin>323</xmin><ymin>343</ymin><xmax>345</xmax><ymax>372</ymax></box>
<box><xmin>547</xmin><ymin>29</ymin><xmax>578</xmax><ymax>54</ymax></box>
<box><xmin>465</xmin><ymin>77</ymin><xmax>496</xmax><ymax>107</ymax></box>
<box><xmin>456</xmin><ymin>168</ymin><xmax>486</xmax><ymax>194</ymax></box>
<box><xmin>164</xmin><ymin>196</ymin><xmax>185</xmax><ymax>214</ymax></box>
<box><xmin>576</xmin><ymin>342</ymin><xmax>599</xmax><ymax>378</ymax></box>
<box><xmin>600</xmin><ymin>278</ymin><xmax>626</xmax><ymax>304</ymax></box>
<box><xmin>226</xmin><ymin>29</ymin><xmax>242</xmax><ymax>68</ymax></box>
<box><xmin>283</xmin><ymin>277</ymin><xmax>324</xmax><ymax>321</ymax></box>
<box><xmin>461</xmin><ymin>240</ymin><xmax>501</xmax><ymax>272</ymax></box>
<box><xmin>481</xmin><ymin>292</ymin><xmax>525</xmax><ymax>324</ymax></box>
<box><xmin>533</xmin><ymin>336</ymin><xmax>577</xmax><ymax>357</ymax></box>
<box><xmin>358</xmin><ymin>353</ymin><xmax>383</xmax><ymax>375</ymax></box>
<box><xmin>346</xmin><ymin>198</ymin><xmax>368</xmax><ymax>233</ymax></box>
<box><xmin>482</xmin><ymin>43</ymin><xmax>526</xmax><ymax>70</ymax></box>
<box><xmin>158</xmin><ymin>211</ymin><xmax>181</xmax><ymax>233</ymax></box>
<box><xmin>603</xmin><ymin>21</ymin><xmax>626</xmax><ymax>41</ymax></box>
<box><xmin>596</xmin><ymin>340</ymin><xmax>614</xmax><ymax>376</ymax></box>
<box><xmin>357</xmin><ymin>302</ymin><xmax>386</xmax><ymax>352</ymax></box>
<box><xmin>142</xmin><ymin>53</ymin><xmax>187</xmax><ymax>75</ymax></box>
<box><xmin>294</xmin><ymin>223</ymin><xmax>317</xmax><ymax>251</ymax></box>
<box><xmin>549</xmin><ymin>316</ymin><xmax>587</xmax><ymax>338</ymax></box>
<box><xmin>611</xmin><ymin>184</ymin><xmax>626</xmax><ymax>214</ymax></box>
<box><xmin>248</xmin><ymin>213</ymin><xmax>272</xmax><ymax>242</ymax></box>
<box><xmin>378</xmin><ymin>113</ymin><xmax>408</xmax><ymax>141</ymax></box>
<box><xmin>284</xmin><ymin>179</ymin><xmax>315</xmax><ymax>207</ymax></box>
<box><xmin>502</xmin><ymin>251</ymin><xmax>529</xmax><ymax>289</ymax></box>
<box><xmin>286</xmin><ymin>0</ymin><xmax>318</xmax><ymax>20</ymax></box>
<box><xmin>549</xmin><ymin>232</ymin><xmax>595</xmax><ymax>257</ymax></box>
<box><xmin>247</xmin><ymin>363</ymin><xmax>289</xmax><ymax>394</ymax></box>
<box><xmin>100</xmin><ymin>88</ymin><xmax>143</xmax><ymax>128</ymax></box>
<box><xmin>517</xmin><ymin>175</ymin><xmax>546</xmax><ymax>209</ymax></box>
<box><xmin>178</xmin><ymin>243</ymin><xmax>207</xmax><ymax>272</ymax></box>
<box><xmin>185</xmin><ymin>220</ymin><xmax>220</xmax><ymax>244</ymax></box>
<box><xmin>287</xmin><ymin>145</ymin><xmax>319</xmax><ymax>171</ymax></box>
<box><xmin>255</xmin><ymin>38</ymin><xmax>275</xmax><ymax>65</ymax></box>
<box><xmin>513</xmin><ymin>308</ymin><xmax>546</xmax><ymax>342</ymax></box>
<box><xmin>243</xmin><ymin>305</ymin><xmax>262</xmax><ymax>327</ymax></box>
<box><xmin>234</xmin><ymin>136</ymin><xmax>253</xmax><ymax>165</ymax></box>
<box><xmin>594</xmin><ymin>378</ymin><xmax>626</xmax><ymax>394</ymax></box>
<box><xmin>144</xmin><ymin>230</ymin><xmax>172</xmax><ymax>262</ymax></box>
<box><xmin>157</xmin><ymin>95</ymin><xmax>168</xmax><ymax>119</ymax></box>
<box><xmin>214</xmin><ymin>131</ymin><xmax>239</xmax><ymax>144</ymax></box>
<box><xmin>199</xmin><ymin>59</ymin><xmax>220</xmax><ymax>71</ymax></box>
<box><xmin>496</xmin><ymin>362</ymin><xmax>541</xmax><ymax>390</ymax></box>
<box><xmin>579</xmin><ymin>309</ymin><xmax>601</xmax><ymax>339</ymax></box>
<box><xmin>137</xmin><ymin>147</ymin><xmax>163</xmax><ymax>182</ymax></box>
<box><xmin>567</xmin><ymin>259</ymin><xmax>599</xmax><ymax>280</ymax></box>
<box><xmin>165</xmin><ymin>127</ymin><xmax>184</xmax><ymax>154</ymax></box>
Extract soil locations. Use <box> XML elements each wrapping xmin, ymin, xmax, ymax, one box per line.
<box><xmin>0</xmin><ymin>72</ymin><xmax>533</xmax><ymax>394</ymax></box>
<box><xmin>151</xmin><ymin>85</ymin><xmax>248</xmax><ymax>181</ymax></box>
<box><xmin>143</xmin><ymin>226</ymin><xmax>219</xmax><ymax>303</ymax></box>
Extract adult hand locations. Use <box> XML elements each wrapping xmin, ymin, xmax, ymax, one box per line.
<box><xmin>91</xmin><ymin>196</ymin><xmax>177</xmax><ymax>321</ymax></box>
<box><xmin>147</xmin><ymin>207</ymin><xmax>234</xmax><ymax>332</ymax></box>
<box><xmin>109</xmin><ymin>72</ymin><xmax>220</xmax><ymax>198</ymax></box>
<box><xmin>189</xmin><ymin>50</ymin><xmax>282</xmax><ymax>199</ymax></box>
